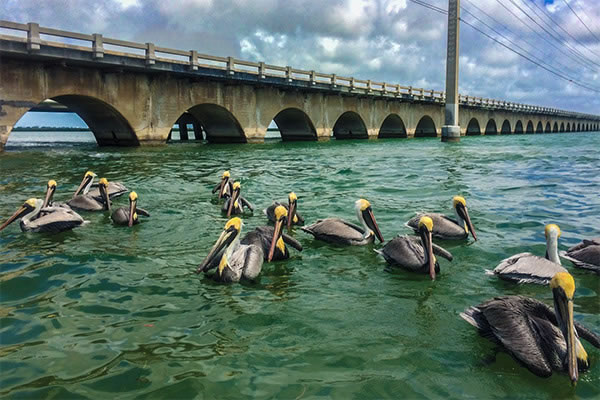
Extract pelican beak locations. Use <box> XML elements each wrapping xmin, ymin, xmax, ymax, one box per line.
<box><xmin>425</xmin><ymin>228</ymin><xmax>436</xmax><ymax>280</ymax></box>
<box><xmin>286</xmin><ymin>200</ymin><xmax>296</xmax><ymax>231</ymax></box>
<box><xmin>553</xmin><ymin>287</ymin><xmax>578</xmax><ymax>384</ymax></box>
<box><xmin>219</xmin><ymin>177</ymin><xmax>227</xmax><ymax>199</ymax></box>
<box><xmin>457</xmin><ymin>203</ymin><xmax>477</xmax><ymax>241</ymax></box>
<box><xmin>268</xmin><ymin>218</ymin><xmax>284</xmax><ymax>262</ymax></box>
<box><xmin>128</xmin><ymin>197</ymin><xmax>137</xmax><ymax>227</ymax></box>
<box><xmin>0</xmin><ymin>205</ymin><xmax>30</xmax><ymax>232</ymax></box>
<box><xmin>42</xmin><ymin>185</ymin><xmax>56</xmax><ymax>209</ymax></box>
<box><xmin>363</xmin><ymin>207</ymin><xmax>384</xmax><ymax>242</ymax></box>
<box><xmin>73</xmin><ymin>174</ymin><xmax>93</xmax><ymax>198</ymax></box>
<box><xmin>197</xmin><ymin>225</ymin><xmax>238</xmax><ymax>273</ymax></box>
<box><xmin>100</xmin><ymin>184</ymin><xmax>110</xmax><ymax>212</ymax></box>
<box><xmin>227</xmin><ymin>188</ymin><xmax>239</xmax><ymax>218</ymax></box>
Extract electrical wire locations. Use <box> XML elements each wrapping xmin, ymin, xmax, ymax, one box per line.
<box><xmin>561</xmin><ymin>0</ymin><xmax>600</xmax><ymax>42</ymax></box>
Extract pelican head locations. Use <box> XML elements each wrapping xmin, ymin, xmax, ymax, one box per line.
<box><xmin>268</xmin><ymin>205</ymin><xmax>288</xmax><ymax>262</ymax></box>
<box><xmin>453</xmin><ymin>196</ymin><xmax>477</xmax><ymax>241</ymax></box>
<box><xmin>0</xmin><ymin>198</ymin><xmax>39</xmax><ymax>232</ymax></box>
<box><xmin>227</xmin><ymin>182</ymin><xmax>242</xmax><ymax>217</ymax></box>
<box><xmin>286</xmin><ymin>192</ymin><xmax>298</xmax><ymax>230</ymax></box>
<box><xmin>550</xmin><ymin>272</ymin><xmax>578</xmax><ymax>384</ymax></box>
<box><xmin>73</xmin><ymin>171</ymin><xmax>97</xmax><ymax>198</ymax></box>
<box><xmin>43</xmin><ymin>179</ymin><xmax>58</xmax><ymax>208</ymax></box>
<box><xmin>222</xmin><ymin>171</ymin><xmax>230</xmax><ymax>179</ymax></box>
<box><xmin>197</xmin><ymin>217</ymin><xmax>243</xmax><ymax>275</ymax></box>
<box><xmin>355</xmin><ymin>199</ymin><xmax>384</xmax><ymax>243</ymax></box>
<box><xmin>128</xmin><ymin>191</ymin><xmax>138</xmax><ymax>227</ymax></box>
<box><xmin>544</xmin><ymin>224</ymin><xmax>561</xmax><ymax>264</ymax></box>
<box><xmin>418</xmin><ymin>216</ymin><xmax>436</xmax><ymax>280</ymax></box>
<box><xmin>218</xmin><ymin>171</ymin><xmax>231</xmax><ymax>199</ymax></box>
<box><xmin>99</xmin><ymin>178</ymin><xmax>111</xmax><ymax>211</ymax></box>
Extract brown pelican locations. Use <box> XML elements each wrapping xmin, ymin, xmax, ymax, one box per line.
<box><xmin>0</xmin><ymin>198</ymin><xmax>85</xmax><ymax>233</ymax></box>
<box><xmin>461</xmin><ymin>272</ymin><xmax>600</xmax><ymax>384</ymax></box>
<box><xmin>111</xmin><ymin>192</ymin><xmax>150</xmax><ymax>227</ymax></box>
<box><xmin>41</xmin><ymin>179</ymin><xmax>71</xmax><ymax>210</ymax></box>
<box><xmin>407</xmin><ymin>196</ymin><xmax>477</xmax><ymax>241</ymax></box>
<box><xmin>239</xmin><ymin>206</ymin><xmax>302</xmax><ymax>261</ymax></box>
<box><xmin>212</xmin><ymin>170</ymin><xmax>233</xmax><ymax>199</ymax></box>
<box><xmin>264</xmin><ymin>192</ymin><xmax>304</xmax><ymax>230</ymax></box>
<box><xmin>73</xmin><ymin>171</ymin><xmax>127</xmax><ymax>200</ymax></box>
<box><xmin>489</xmin><ymin>224</ymin><xmax>567</xmax><ymax>285</ymax></box>
<box><xmin>196</xmin><ymin>217</ymin><xmax>264</xmax><ymax>282</ymax></box>
<box><xmin>67</xmin><ymin>177</ymin><xmax>111</xmax><ymax>211</ymax></box>
<box><xmin>222</xmin><ymin>182</ymin><xmax>253</xmax><ymax>217</ymax></box>
<box><xmin>301</xmin><ymin>199</ymin><xmax>384</xmax><ymax>245</ymax></box>
<box><xmin>560</xmin><ymin>238</ymin><xmax>600</xmax><ymax>274</ymax></box>
<box><xmin>377</xmin><ymin>216</ymin><xmax>453</xmax><ymax>280</ymax></box>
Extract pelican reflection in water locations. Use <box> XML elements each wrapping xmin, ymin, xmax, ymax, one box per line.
<box><xmin>407</xmin><ymin>196</ymin><xmax>477</xmax><ymax>241</ymax></box>
<box><xmin>490</xmin><ymin>224</ymin><xmax>567</xmax><ymax>285</ymax></box>
<box><xmin>265</xmin><ymin>192</ymin><xmax>304</xmax><ymax>230</ymax></box>
<box><xmin>377</xmin><ymin>216</ymin><xmax>452</xmax><ymax>280</ymax></box>
<box><xmin>302</xmin><ymin>199</ymin><xmax>384</xmax><ymax>245</ymax></box>
<box><xmin>196</xmin><ymin>217</ymin><xmax>263</xmax><ymax>282</ymax></box>
<box><xmin>461</xmin><ymin>272</ymin><xmax>600</xmax><ymax>384</ymax></box>
<box><xmin>68</xmin><ymin>177</ymin><xmax>111</xmax><ymax>211</ymax></box>
<box><xmin>0</xmin><ymin>198</ymin><xmax>85</xmax><ymax>233</ymax></box>
<box><xmin>111</xmin><ymin>192</ymin><xmax>150</xmax><ymax>227</ymax></box>
<box><xmin>561</xmin><ymin>238</ymin><xmax>600</xmax><ymax>274</ymax></box>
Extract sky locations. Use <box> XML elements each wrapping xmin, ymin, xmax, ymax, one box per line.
<box><xmin>2</xmin><ymin>0</ymin><xmax>599</xmax><ymax>127</ymax></box>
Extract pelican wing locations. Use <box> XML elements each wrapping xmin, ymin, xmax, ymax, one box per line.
<box><xmin>67</xmin><ymin>195</ymin><xmax>105</xmax><ymax>211</ymax></box>
<box><xmin>26</xmin><ymin>208</ymin><xmax>85</xmax><ymax>233</ymax></box>
<box><xmin>282</xmin><ymin>232</ymin><xmax>303</xmax><ymax>251</ymax></box>
<box><xmin>135</xmin><ymin>207</ymin><xmax>150</xmax><ymax>217</ymax></box>
<box><xmin>110</xmin><ymin>207</ymin><xmax>129</xmax><ymax>225</ymax></box>
<box><xmin>240</xmin><ymin>197</ymin><xmax>254</xmax><ymax>211</ymax></box>
<box><xmin>380</xmin><ymin>236</ymin><xmax>426</xmax><ymax>271</ymax></box>
<box><xmin>89</xmin><ymin>181</ymin><xmax>128</xmax><ymax>199</ymax></box>
<box><xmin>406</xmin><ymin>235</ymin><xmax>453</xmax><ymax>261</ymax></box>
<box><xmin>264</xmin><ymin>202</ymin><xmax>283</xmax><ymax>223</ymax></box>
<box><xmin>407</xmin><ymin>213</ymin><xmax>466</xmax><ymax>240</ymax></box>
<box><xmin>560</xmin><ymin>241</ymin><xmax>600</xmax><ymax>273</ymax></box>
<box><xmin>492</xmin><ymin>253</ymin><xmax>567</xmax><ymax>285</ymax></box>
<box><xmin>301</xmin><ymin>218</ymin><xmax>364</xmax><ymax>244</ymax></box>
<box><xmin>241</xmin><ymin>244</ymin><xmax>264</xmax><ymax>280</ymax></box>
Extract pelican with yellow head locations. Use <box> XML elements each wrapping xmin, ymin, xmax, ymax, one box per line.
<box><xmin>264</xmin><ymin>192</ymin><xmax>304</xmax><ymax>230</ymax></box>
<box><xmin>196</xmin><ymin>217</ymin><xmax>264</xmax><ymax>282</ymax></box>
<box><xmin>72</xmin><ymin>170</ymin><xmax>127</xmax><ymax>200</ymax></box>
<box><xmin>301</xmin><ymin>198</ymin><xmax>384</xmax><ymax>245</ymax></box>
<box><xmin>0</xmin><ymin>198</ymin><xmax>85</xmax><ymax>233</ymax></box>
<box><xmin>461</xmin><ymin>272</ymin><xmax>600</xmax><ymax>384</ymax></box>
<box><xmin>67</xmin><ymin>177</ymin><xmax>111</xmax><ymax>211</ymax></box>
<box><xmin>222</xmin><ymin>182</ymin><xmax>254</xmax><ymax>217</ymax></box>
<box><xmin>490</xmin><ymin>224</ymin><xmax>567</xmax><ymax>285</ymax></box>
<box><xmin>406</xmin><ymin>196</ymin><xmax>477</xmax><ymax>241</ymax></box>
<box><xmin>111</xmin><ymin>191</ymin><xmax>150</xmax><ymax>227</ymax></box>
<box><xmin>212</xmin><ymin>170</ymin><xmax>233</xmax><ymax>199</ymax></box>
<box><xmin>377</xmin><ymin>216</ymin><xmax>453</xmax><ymax>280</ymax></box>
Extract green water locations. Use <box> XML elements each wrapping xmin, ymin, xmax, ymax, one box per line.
<box><xmin>1</xmin><ymin>133</ymin><xmax>599</xmax><ymax>399</ymax></box>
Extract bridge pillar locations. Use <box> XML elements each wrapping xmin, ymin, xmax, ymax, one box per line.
<box><xmin>316</xmin><ymin>128</ymin><xmax>331</xmax><ymax>141</ymax></box>
<box><xmin>367</xmin><ymin>128</ymin><xmax>379</xmax><ymax>139</ymax></box>
<box><xmin>441</xmin><ymin>0</ymin><xmax>461</xmax><ymax>143</ymax></box>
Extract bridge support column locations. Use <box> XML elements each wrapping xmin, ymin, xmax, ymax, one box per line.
<box><xmin>316</xmin><ymin>128</ymin><xmax>331</xmax><ymax>141</ymax></box>
<box><xmin>367</xmin><ymin>128</ymin><xmax>378</xmax><ymax>139</ymax></box>
<box><xmin>441</xmin><ymin>0</ymin><xmax>461</xmax><ymax>143</ymax></box>
<box><xmin>0</xmin><ymin>126</ymin><xmax>11</xmax><ymax>151</ymax></box>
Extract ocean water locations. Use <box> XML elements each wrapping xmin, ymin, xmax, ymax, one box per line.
<box><xmin>1</xmin><ymin>131</ymin><xmax>599</xmax><ymax>399</ymax></box>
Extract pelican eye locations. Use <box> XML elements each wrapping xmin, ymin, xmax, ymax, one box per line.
<box><xmin>129</xmin><ymin>191</ymin><xmax>138</xmax><ymax>201</ymax></box>
<box><xmin>274</xmin><ymin>205</ymin><xmax>287</xmax><ymax>221</ymax></box>
<box><xmin>453</xmin><ymin>196</ymin><xmax>466</xmax><ymax>208</ymax></box>
<box><xmin>418</xmin><ymin>216</ymin><xmax>434</xmax><ymax>231</ymax></box>
<box><xmin>225</xmin><ymin>217</ymin><xmax>242</xmax><ymax>231</ymax></box>
<box><xmin>544</xmin><ymin>224</ymin><xmax>561</xmax><ymax>238</ymax></box>
<box><xmin>550</xmin><ymin>272</ymin><xmax>575</xmax><ymax>299</ymax></box>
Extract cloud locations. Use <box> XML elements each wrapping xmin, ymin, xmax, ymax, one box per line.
<box><xmin>0</xmin><ymin>0</ymin><xmax>598</xmax><ymax>114</ymax></box>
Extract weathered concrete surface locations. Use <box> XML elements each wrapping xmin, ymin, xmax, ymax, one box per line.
<box><xmin>1</xmin><ymin>58</ymin><xmax>598</xmax><ymax>150</ymax></box>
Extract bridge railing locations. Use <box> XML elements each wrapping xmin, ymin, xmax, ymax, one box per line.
<box><xmin>0</xmin><ymin>20</ymin><xmax>597</xmax><ymax>121</ymax></box>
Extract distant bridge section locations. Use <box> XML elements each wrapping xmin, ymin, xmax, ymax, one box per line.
<box><xmin>1</xmin><ymin>20</ymin><xmax>598</xmax><ymax>149</ymax></box>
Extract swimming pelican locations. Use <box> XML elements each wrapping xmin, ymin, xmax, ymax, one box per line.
<box><xmin>490</xmin><ymin>224</ymin><xmax>567</xmax><ymax>285</ymax></box>
<box><xmin>67</xmin><ymin>177</ymin><xmax>111</xmax><ymax>211</ymax></box>
<box><xmin>560</xmin><ymin>238</ymin><xmax>600</xmax><ymax>274</ymax></box>
<box><xmin>212</xmin><ymin>170</ymin><xmax>233</xmax><ymax>199</ymax></box>
<box><xmin>196</xmin><ymin>217</ymin><xmax>263</xmax><ymax>282</ymax></box>
<box><xmin>301</xmin><ymin>199</ymin><xmax>384</xmax><ymax>245</ymax></box>
<box><xmin>461</xmin><ymin>272</ymin><xmax>600</xmax><ymax>383</ymax></box>
<box><xmin>242</xmin><ymin>205</ymin><xmax>303</xmax><ymax>261</ymax></box>
<box><xmin>406</xmin><ymin>196</ymin><xmax>477</xmax><ymax>241</ymax></box>
<box><xmin>0</xmin><ymin>198</ymin><xmax>85</xmax><ymax>233</ymax></box>
<box><xmin>377</xmin><ymin>216</ymin><xmax>453</xmax><ymax>280</ymax></box>
<box><xmin>41</xmin><ymin>179</ymin><xmax>71</xmax><ymax>210</ymax></box>
<box><xmin>222</xmin><ymin>182</ymin><xmax>254</xmax><ymax>217</ymax></box>
<box><xmin>73</xmin><ymin>171</ymin><xmax>127</xmax><ymax>200</ymax></box>
<box><xmin>111</xmin><ymin>192</ymin><xmax>150</xmax><ymax>226</ymax></box>
<box><xmin>264</xmin><ymin>192</ymin><xmax>304</xmax><ymax>230</ymax></box>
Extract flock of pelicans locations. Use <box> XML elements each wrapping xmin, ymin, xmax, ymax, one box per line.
<box><xmin>1</xmin><ymin>170</ymin><xmax>600</xmax><ymax>386</ymax></box>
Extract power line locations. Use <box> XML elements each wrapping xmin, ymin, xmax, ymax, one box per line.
<box><xmin>407</xmin><ymin>0</ymin><xmax>600</xmax><ymax>93</ymax></box>
<box><xmin>562</xmin><ymin>0</ymin><xmax>600</xmax><ymax>43</ymax></box>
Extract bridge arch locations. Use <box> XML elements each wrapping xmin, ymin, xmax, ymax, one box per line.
<box><xmin>270</xmin><ymin>108</ymin><xmax>317</xmax><ymax>141</ymax></box>
<box><xmin>176</xmin><ymin>103</ymin><xmax>246</xmax><ymax>143</ymax></box>
<box><xmin>414</xmin><ymin>115</ymin><xmax>437</xmax><ymax>137</ymax></box>
<box><xmin>561</xmin><ymin>122</ymin><xmax>566</xmax><ymax>132</ymax></box>
<box><xmin>8</xmin><ymin>95</ymin><xmax>138</xmax><ymax>147</ymax></box>
<box><xmin>526</xmin><ymin>121</ymin><xmax>534</xmax><ymax>134</ymax></box>
<box><xmin>378</xmin><ymin>114</ymin><xmax>407</xmax><ymax>138</ymax></box>
<box><xmin>501</xmin><ymin>120</ymin><xmax>511</xmax><ymax>134</ymax></box>
<box><xmin>554</xmin><ymin>122</ymin><xmax>559</xmax><ymax>132</ymax></box>
<box><xmin>485</xmin><ymin>119</ymin><xmax>498</xmax><ymax>135</ymax></box>
<box><xmin>565</xmin><ymin>122</ymin><xmax>570</xmax><ymax>132</ymax></box>
<box><xmin>514</xmin><ymin>120</ymin><xmax>524</xmax><ymax>134</ymax></box>
<box><xmin>577</xmin><ymin>123</ymin><xmax>581</xmax><ymax>131</ymax></box>
<box><xmin>333</xmin><ymin>111</ymin><xmax>368</xmax><ymax>139</ymax></box>
<box><xmin>545</xmin><ymin>122</ymin><xmax>551</xmax><ymax>133</ymax></box>
<box><xmin>466</xmin><ymin>118</ymin><xmax>481</xmax><ymax>135</ymax></box>
<box><xmin>535</xmin><ymin>121</ymin><xmax>543</xmax><ymax>133</ymax></box>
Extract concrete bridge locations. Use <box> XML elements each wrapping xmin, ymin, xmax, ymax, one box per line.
<box><xmin>1</xmin><ymin>21</ymin><xmax>598</xmax><ymax>150</ymax></box>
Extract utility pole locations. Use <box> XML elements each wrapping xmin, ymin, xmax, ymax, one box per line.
<box><xmin>441</xmin><ymin>0</ymin><xmax>461</xmax><ymax>142</ymax></box>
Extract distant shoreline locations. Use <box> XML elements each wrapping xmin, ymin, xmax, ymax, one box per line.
<box><xmin>13</xmin><ymin>127</ymin><xmax>90</xmax><ymax>132</ymax></box>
